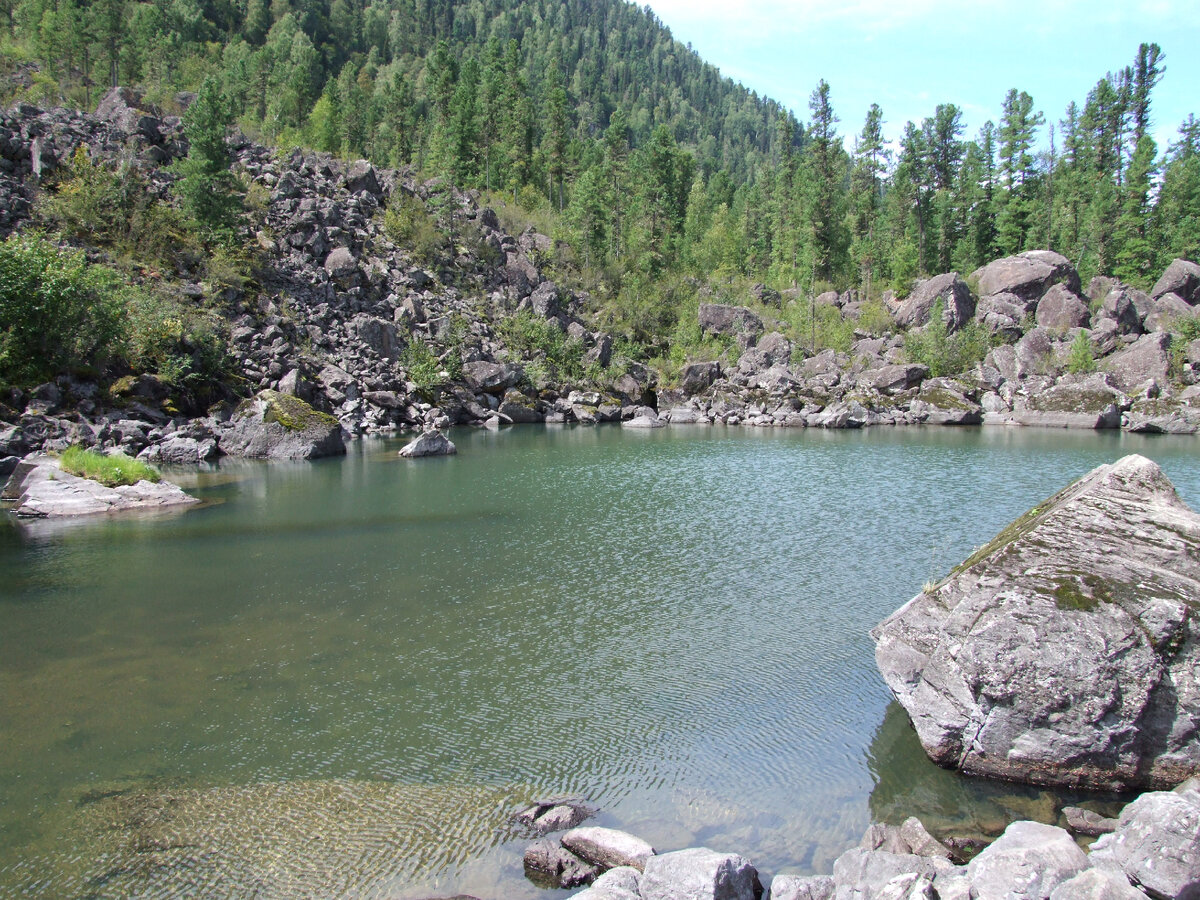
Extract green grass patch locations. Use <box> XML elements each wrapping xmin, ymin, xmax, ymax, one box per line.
<box><xmin>59</xmin><ymin>446</ymin><xmax>161</xmax><ymax>487</ymax></box>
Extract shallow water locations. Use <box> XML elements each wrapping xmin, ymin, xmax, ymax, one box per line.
<box><xmin>1</xmin><ymin>425</ymin><xmax>1198</xmax><ymax>897</ymax></box>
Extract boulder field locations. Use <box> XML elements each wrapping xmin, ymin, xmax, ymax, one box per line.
<box><xmin>3</xmin><ymin>95</ymin><xmax>1200</xmax><ymax>469</ymax></box>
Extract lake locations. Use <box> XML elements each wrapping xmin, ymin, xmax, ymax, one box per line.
<box><xmin>2</xmin><ymin>424</ymin><xmax>1198</xmax><ymax>898</ymax></box>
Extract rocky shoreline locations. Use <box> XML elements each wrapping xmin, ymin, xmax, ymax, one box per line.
<box><xmin>505</xmin><ymin>781</ymin><xmax>1200</xmax><ymax>900</ymax></box>
<box><xmin>3</xmin><ymin>94</ymin><xmax>1200</xmax><ymax>470</ymax></box>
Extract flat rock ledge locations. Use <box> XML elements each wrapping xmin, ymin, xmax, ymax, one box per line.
<box><xmin>527</xmin><ymin>784</ymin><xmax>1199</xmax><ymax>900</ymax></box>
<box><xmin>1</xmin><ymin>455</ymin><xmax>198</xmax><ymax>518</ymax></box>
<box><xmin>873</xmin><ymin>454</ymin><xmax>1200</xmax><ymax>790</ymax></box>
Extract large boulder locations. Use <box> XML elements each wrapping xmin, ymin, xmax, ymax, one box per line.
<box><xmin>893</xmin><ymin>273</ymin><xmax>975</xmax><ymax>332</ymax></box>
<box><xmin>398</xmin><ymin>430</ymin><xmax>456</xmax><ymax>458</ymax></box>
<box><xmin>1101</xmin><ymin>786</ymin><xmax>1200</xmax><ymax>900</ymax></box>
<box><xmin>680</xmin><ymin>361</ymin><xmax>721</xmax><ymax>395</ymax></box>
<box><xmin>1035</xmin><ymin>284</ymin><xmax>1091</xmax><ymax>330</ymax></box>
<box><xmin>1010</xmin><ymin>375</ymin><xmax>1124</xmax><ymax>429</ymax></box>
<box><xmin>971</xmin><ymin>251</ymin><xmax>1081</xmax><ymax>303</ymax></box>
<box><xmin>830</xmin><ymin>849</ymin><xmax>954</xmax><ymax>900</ymax></box>
<box><xmin>965</xmin><ymin>822</ymin><xmax>1088</xmax><ymax>900</ymax></box>
<box><xmin>572</xmin><ymin>866</ymin><xmax>644</xmax><ymax>900</ymax></box>
<box><xmin>698</xmin><ymin>304</ymin><xmax>764</xmax><ymax>339</ymax></box>
<box><xmin>1103</xmin><ymin>332</ymin><xmax>1173</xmax><ymax>392</ymax></box>
<box><xmin>1151</xmin><ymin>258</ymin><xmax>1200</xmax><ymax>305</ymax></box>
<box><xmin>220</xmin><ymin>391</ymin><xmax>346</xmax><ymax>460</ymax></box>
<box><xmin>3</xmin><ymin>455</ymin><xmax>198</xmax><ymax>518</ymax></box>
<box><xmin>872</xmin><ymin>455</ymin><xmax>1200</xmax><ymax>790</ymax></box>
<box><xmin>640</xmin><ymin>847</ymin><xmax>763</xmax><ymax>900</ymax></box>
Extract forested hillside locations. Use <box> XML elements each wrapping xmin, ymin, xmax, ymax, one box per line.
<box><xmin>0</xmin><ymin>0</ymin><xmax>1198</xmax><ymax>355</ymax></box>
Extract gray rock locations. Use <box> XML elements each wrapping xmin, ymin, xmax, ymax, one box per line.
<box><xmin>1103</xmin><ymin>333</ymin><xmax>1173</xmax><ymax>392</ymax></box>
<box><xmin>681</xmin><ymin>361</ymin><xmax>721</xmax><ymax>395</ymax></box>
<box><xmin>1107</xmin><ymin>789</ymin><xmax>1200</xmax><ymax>900</ymax></box>
<box><xmin>966</xmin><ymin>821</ymin><xmax>1088</xmax><ymax>900</ymax></box>
<box><xmin>1062</xmin><ymin>806</ymin><xmax>1118</xmax><ymax>836</ymax></box>
<box><xmin>1049</xmin><ymin>868</ymin><xmax>1147</xmax><ymax>900</ymax></box>
<box><xmin>572</xmin><ymin>866</ymin><xmax>644</xmax><ymax>900</ymax></box>
<box><xmin>831</xmin><ymin>849</ymin><xmax>954</xmax><ymax>900</ymax></box>
<box><xmin>910</xmin><ymin>379</ymin><xmax>983</xmax><ymax>426</ymax></box>
<box><xmin>740</xmin><ymin>332</ymin><xmax>793</xmax><ymax>372</ymax></box>
<box><xmin>872</xmin><ymin>454</ymin><xmax>1200</xmax><ymax>789</ymax></box>
<box><xmin>4</xmin><ymin>455</ymin><xmax>198</xmax><ymax>518</ymax></box>
<box><xmin>462</xmin><ymin>361</ymin><xmax>523</xmax><ymax>395</ymax></box>
<box><xmin>623</xmin><ymin>413</ymin><xmax>666</xmax><ymax>428</ymax></box>
<box><xmin>514</xmin><ymin>797</ymin><xmax>596</xmax><ymax>834</ymax></box>
<box><xmin>1012</xmin><ymin>376</ymin><xmax>1124</xmax><ymax>429</ymax></box>
<box><xmin>1036</xmin><ymin>284</ymin><xmax>1091</xmax><ymax>329</ymax></box>
<box><xmin>971</xmin><ymin>250</ymin><xmax>1081</xmax><ymax>301</ymax></box>
<box><xmin>398</xmin><ymin>430</ymin><xmax>456</xmax><ymax>458</ymax></box>
<box><xmin>220</xmin><ymin>391</ymin><xmax>346</xmax><ymax>460</ymax></box>
<box><xmin>640</xmin><ymin>847</ymin><xmax>762</xmax><ymax>900</ymax></box>
<box><xmin>976</xmin><ymin>292</ymin><xmax>1028</xmax><ymax>339</ymax></box>
<box><xmin>138</xmin><ymin>436</ymin><xmax>219</xmax><ymax>465</ymax></box>
<box><xmin>860</xmin><ymin>364</ymin><xmax>928</xmax><ymax>395</ymax></box>
<box><xmin>344</xmin><ymin>159</ymin><xmax>381</xmax><ymax>196</ymax></box>
<box><xmin>1145</xmin><ymin>293</ymin><xmax>1194</xmax><ymax>333</ymax></box>
<box><xmin>1100</xmin><ymin>286</ymin><xmax>1146</xmax><ymax>335</ymax></box>
<box><xmin>893</xmin><ymin>273</ymin><xmax>975</xmax><ymax>332</ymax></box>
<box><xmin>561</xmin><ymin>826</ymin><xmax>656</xmax><ymax>872</ymax></box>
<box><xmin>1151</xmin><ymin>258</ymin><xmax>1200</xmax><ymax>304</ymax></box>
<box><xmin>698</xmin><ymin>304</ymin><xmax>764</xmax><ymax>338</ymax></box>
<box><xmin>529</xmin><ymin>281</ymin><xmax>561</xmax><ymax>318</ymax></box>
<box><xmin>770</xmin><ymin>874</ymin><xmax>834</xmax><ymax>900</ymax></box>
<box><xmin>324</xmin><ymin>246</ymin><xmax>357</xmax><ymax>277</ymax></box>
<box><xmin>523</xmin><ymin>837</ymin><xmax>599</xmax><ymax>888</ymax></box>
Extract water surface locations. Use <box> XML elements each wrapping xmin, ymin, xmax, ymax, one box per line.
<box><xmin>2</xmin><ymin>425</ymin><xmax>1198</xmax><ymax>897</ymax></box>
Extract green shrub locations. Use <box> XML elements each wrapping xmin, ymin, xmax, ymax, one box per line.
<box><xmin>382</xmin><ymin>193</ymin><xmax>447</xmax><ymax>265</ymax></box>
<box><xmin>40</xmin><ymin>146</ymin><xmax>198</xmax><ymax>271</ymax></box>
<box><xmin>496</xmin><ymin>310</ymin><xmax>585</xmax><ymax>387</ymax></box>
<box><xmin>1066</xmin><ymin>329</ymin><xmax>1096</xmax><ymax>374</ymax></box>
<box><xmin>59</xmin><ymin>446</ymin><xmax>161</xmax><ymax>486</ymax></box>
<box><xmin>903</xmin><ymin>300</ymin><xmax>992</xmax><ymax>377</ymax></box>
<box><xmin>0</xmin><ymin>234</ymin><xmax>124</xmax><ymax>384</ymax></box>
<box><xmin>124</xmin><ymin>287</ymin><xmax>231</xmax><ymax>403</ymax></box>
<box><xmin>401</xmin><ymin>339</ymin><xmax>447</xmax><ymax>394</ymax></box>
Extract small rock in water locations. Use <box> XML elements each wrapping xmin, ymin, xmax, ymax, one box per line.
<box><xmin>523</xmin><ymin>837</ymin><xmax>599</xmax><ymax>888</ymax></box>
<box><xmin>399</xmin><ymin>429</ymin><xmax>457</xmax><ymax>458</ymax></box>
<box><xmin>514</xmin><ymin>797</ymin><xmax>596</xmax><ymax>833</ymax></box>
<box><xmin>1061</xmin><ymin>806</ymin><xmax>1117</xmax><ymax>837</ymax></box>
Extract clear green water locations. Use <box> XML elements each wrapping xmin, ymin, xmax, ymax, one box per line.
<box><xmin>1</xmin><ymin>425</ymin><xmax>1198</xmax><ymax>898</ymax></box>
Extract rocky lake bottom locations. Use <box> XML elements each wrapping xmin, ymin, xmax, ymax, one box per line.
<box><xmin>2</xmin><ymin>425</ymin><xmax>1199</xmax><ymax>898</ymax></box>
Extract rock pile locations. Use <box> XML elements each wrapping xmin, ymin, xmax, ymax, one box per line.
<box><xmin>519</xmin><ymin>781</ymin><xmax>1200</xmax><ymax>900</ymax></box>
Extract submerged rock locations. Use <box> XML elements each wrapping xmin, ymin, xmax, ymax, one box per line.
<box><xmin>2</xmin><ymin>455</ymin><xmax>197</xmax><ymax>518</ymax></box>
<box><xmin>872</xmin><ymin>454</ymin><xmax>1200</xmax><ymax>790</ymax></box>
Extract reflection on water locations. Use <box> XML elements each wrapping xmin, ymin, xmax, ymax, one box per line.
<box><xmin>1</xmin><ymin>425</ymin><xmax>1198</xmax><ymax>896</ymax></box>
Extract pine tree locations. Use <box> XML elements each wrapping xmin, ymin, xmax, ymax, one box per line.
<box><xmin>848</xmin><ymin>103</ymin><xmax>887</xmax><ymax>295</ymax></box>
<box><xmin>995</xmin><ymin>89</ymin><xmax>1044</xmax><ymax>255</ymax></box>
<box><xmin>802</xmin><ymin>79</ymin><xmax>848</xmax><ymax>284</ymax></box>
<box><xmin>173</xmin><ymin>76</ymin><xmax>243</xmax><ymax>245</ymax></box>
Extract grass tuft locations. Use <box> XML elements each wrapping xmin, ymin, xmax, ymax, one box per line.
<box><xmin>59</xmin><ymin>446</ymin><xmax>161</xmax><ymax>487</ymax></box>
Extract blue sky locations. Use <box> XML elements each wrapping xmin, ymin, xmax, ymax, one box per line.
<box><xmin>642</xmin><ymin>0</ymin><xmax>1200</xmax><ymax>154</ymax></box>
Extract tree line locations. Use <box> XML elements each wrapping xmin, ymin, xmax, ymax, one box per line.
<box><xmin>3</xmin><ymin>0</ymin><xmax>1197</xmax><ymax>322</ymax></box>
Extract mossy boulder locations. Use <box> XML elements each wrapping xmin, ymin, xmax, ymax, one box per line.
<box><xmin>220</xmin><ymin>390</ymin><xmax>345</xmax><ymax>459</ymax></box>
<box><xmin>873</xmin><ymin>455</ymin><xmax>1200</xmax><ymax>790</ymax></box>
